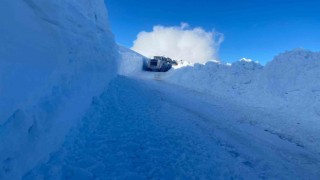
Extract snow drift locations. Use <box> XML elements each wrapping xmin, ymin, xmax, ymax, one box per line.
<box><xmin>167</xmin><ymin>49</ymin><xmax>320</xmax><ymax>152</ymax></box>
<box><xmin>168</xmin><ymin>49</ymin><xmax>320</xmax><ymax>114</ymax></box>
<box><xmin>0</xmin><ymin>0</ymin><xmax>117</xmax><ymax>179</ymax></box>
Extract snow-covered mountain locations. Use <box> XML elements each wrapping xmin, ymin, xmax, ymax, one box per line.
<box><xmin>0</xmin><ymin>0</ymin><xmax>117</xmax><ymax>179</ymax></box>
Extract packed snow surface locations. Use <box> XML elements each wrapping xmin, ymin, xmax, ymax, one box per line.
<box><xmin>24</xmin><ymin>76</ymin><xmax>320</xmax><ymax>179</ymax></box>
<box><xmin>1</xmin><ymin>0</ymin><xmax>320</xmax><ymax>179</ymax></box>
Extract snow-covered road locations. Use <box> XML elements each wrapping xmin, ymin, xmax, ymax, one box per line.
<box><xmin>24</xmin><ymin>76</ymin><xmax>320</xmax><ymax>179</ymax></box>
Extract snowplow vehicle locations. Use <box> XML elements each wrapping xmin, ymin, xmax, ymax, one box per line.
<box><xmin>146</xmin><ymin>56</ymin><xmax>176</xmax><ymax>72</ymax></box>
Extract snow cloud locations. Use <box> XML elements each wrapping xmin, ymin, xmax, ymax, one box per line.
<box><xmin>131</xmin><ymin>23</ymin><xmax>224</xmax><ymax>64</ymax></box>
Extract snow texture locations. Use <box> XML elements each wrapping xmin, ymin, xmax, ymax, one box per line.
<box><xmin>167</xmin><ymin>49</ymin><xmax>320</xmax><ymax>153</ymax></box>
<box><xmin>118</xmin><ymin>45</ymin><xmax>148</xmax><ymax>76</ymax></box>
<box><xmin>0</xmin><ymin>0</ymin><xmax>117</xmax><ymax>179</ymax></box>
<box><xmin>24</xmin><ymin>76</ymin><xmax>320</xmax><ymax>179</ymax></box>
<box><xmin>1</xmin><ymin>0</ymin><xmax>320</xmax><ymax>179</ymax></box>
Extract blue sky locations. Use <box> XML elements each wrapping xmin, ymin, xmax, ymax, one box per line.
<box><xmin>105</xmin><ymin>0</ymin><xmax>320</xmax><ymax>64</ymax></box>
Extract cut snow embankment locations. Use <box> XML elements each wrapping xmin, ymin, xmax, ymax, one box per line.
<box><xmin>166</xmin><ymin>49</ymin><xmax>320</xmax><ymax>153</ymax></box>
<box><xmin>0</xmin><ymin>0</ymin><xmax>117</xmax><ymax>179</ymax></box>
<box><xmin>118</xmin><ymin>45</ymin><xmax>148</xmax><ymax>76</ymax></box>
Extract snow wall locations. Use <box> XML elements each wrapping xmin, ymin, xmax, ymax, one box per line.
<box><xmin>167</xmin><ymin>49</ymin><xmax>320</xmax><ymax>151</ymax></box>
<box><xmin>168</xmin><ymin>49</ymin><xmax>320</xmax><ymax>115</ymax></box>
<box><xmin>0</xmin><ymin>0</ymin><xmax>118</xmax><ymax>179</ymax></box>
<box><xmin>118</xmin><ymin>45</ymin><xmax>148</xmax><ymax>76</ymax></box>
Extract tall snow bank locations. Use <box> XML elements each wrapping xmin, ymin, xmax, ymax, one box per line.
<box><xmin>263</xmin><ymin>49</ymin><xmax>320</xmax><ymax>98</ymax></box>
<box><xmin>262</xmin><ymin>50</ymin><xmax>320</xmax><ymax>137</ymax></box>
<box><xmin>118</xmin><ymin>45</ymin><xmax>148</xmax><ymax>76</ymax></box>
<box><xmin>169</xmin><ymin>59</ymin><xmax>263</xmax><ymax>98</ymax></box>
<box><xmin>168</xmin><ymin>49</ymin><xmax>320</xmax><ymax>152</ymax></box>
<box><xmin>0</xmin><ymin>0</ymin><xmax>117</xmax><ymax>179</ymax></box>
<box><xmin>169</xmin><ymin>49</ymin><xmax>320</xmax><ymax>108</ymax></box>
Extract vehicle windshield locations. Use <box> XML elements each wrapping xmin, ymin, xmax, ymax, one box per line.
<box><xmin>150</xmin><ymin>60</ymin><xmax>158</xmax><ymax>66</ymax></box>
